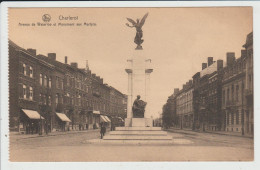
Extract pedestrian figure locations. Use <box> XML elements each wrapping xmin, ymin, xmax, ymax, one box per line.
<box><xmin>100</xmin><ymin>123</ymin><xmax>106</xmax><ymax>139</ymax></box>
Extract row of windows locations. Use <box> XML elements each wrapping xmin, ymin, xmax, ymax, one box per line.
<box><xmin>227</xmin><ymin>112</ymin><xmax>240</xmax><ymax>125</ymax></box>
<box><xmin>56</xmin><ymin>77</ymin><xmax>64</xmax><ymax>90</ymax></box>
<box><xmin>39</xmin><ymin>94</ymin><xmax>51</xmax><ymax>106</ymax></box>
<box><xmin>66</xmin><ymin>75</ymin><xmax>90</xmax><ymax>93</ymax></box>
<box><xmin>222</xmin><ymin>83</ymin><xmax>243</xmax><ymax>105</ymax></box>
<box><xmin>176</xmin><ymin>102</ymin><xmax>193</xmax><ymax>115</ymax></box>
<box><xmin>40</xmin><ymin>74</ymin><xmax>52</xmax><ymax>88</ymax></box>
<box><xmin>22</xmin><ymin>63</ymin><xmax>33</xmax><ymax>78</ymax></box>
<box><xmin>176</xmin><ymin>91</ymin><xmax>193</xmax><ymax>105</ymax></box>
<box><xmin>22</xmin><ymin>85</ymin><xmax>33</xmax><ymax>100</ymax></box>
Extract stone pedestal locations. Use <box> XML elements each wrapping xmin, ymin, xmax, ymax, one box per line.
<box><xmin>125</xmin><ymin>49</ymin><xmax>153</xmax><ymax>127</ymax></box>
<box><xmin>125</xmin><ymin>118</ymin><xmax>153</xmax><ymax>127</ymax></box>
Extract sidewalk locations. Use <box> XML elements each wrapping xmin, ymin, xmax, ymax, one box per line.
<box><xmin>10</xmin><ymin>129</ymin><xmax>100</xmax><ymax>140</ymax></box>
<box><xmin>167</xmin><ymin>127</ymin><xmax>253</xmax><ymax>138</ymax></box>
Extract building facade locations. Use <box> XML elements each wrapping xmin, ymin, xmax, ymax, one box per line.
<box><xmin>9</xmin><ymin>40</ymin><xmax>127</xmax><ymax>133</ymax></box>
<box><xmin>244</xmin><ymin>32</ymin><xmax>254</xmax><ymax>135</ymax></box>
<box><xmin>164</xmin><ymin>32</ymin><xmax>253</xmax><ymax>135</ymax></box>
<box><xmin>176</xmin><ymin>81</ymin><xmax>193</xmax><ymax>129</ymax></box>
<box><xmin>222</xmin><ymin>52</ymin><xmax>247</xmax><ymax>134</ymax></box>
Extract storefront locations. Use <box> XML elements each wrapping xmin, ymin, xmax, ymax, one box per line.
<box><xmin>100</xmin><ymin>115</ymin><xmax>111</xmax><ymax>128</ymax></box>
<box><xmin>56</xmin><ymin>112</ymin><xmax>71</xmax><ymax>131</ymax></box>
<box><xmin>87</xmin><ymin>110</ymin><xmax>101</xmax><ymax>129</ymax></box>
<box><xmin>20</xmin><ymin>109</ymin><xmax>45</xmax><ymax>134</ymax></box>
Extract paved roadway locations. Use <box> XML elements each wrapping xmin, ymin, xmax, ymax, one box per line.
<box><xmin>9</xmin><ymin>129</ymin><xmax>254</xmax><ymax>162</ymax></box>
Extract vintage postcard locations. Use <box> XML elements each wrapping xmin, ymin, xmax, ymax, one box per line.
<box><xmin>1</xmin><ymin>1</ymin><xmax>259</xmax><ymax>170</ymax></box>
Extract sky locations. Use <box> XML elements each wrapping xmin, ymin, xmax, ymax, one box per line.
<box><xmin>9</xmin><ymin>7</ymin><xmax>252</xmax><ymax>118</ymax></box>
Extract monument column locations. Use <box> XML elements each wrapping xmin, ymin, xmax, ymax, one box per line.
<box><xmin>125</xmin><ymin>59</ymin><xmax>133</xmax><ymax>119</ymax></box>
<box><xmin>145</xmin><ymin>60</ymin><xmax>153</xmax><ymax>118</ymax></box>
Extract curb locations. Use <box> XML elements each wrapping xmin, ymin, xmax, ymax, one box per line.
<box><xmin>167</xmin><ymin>128</ymin><xmax>253</xmax><ymax>139</ymax></box>
<box><xmin>11</xmin><ymin>129</ymin><xmax>100</xmax><ymax>140</ymax></box>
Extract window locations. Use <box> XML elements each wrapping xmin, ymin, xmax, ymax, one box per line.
<box><xmin>49</xmin><ymin>77</ymin><xmax>52</xmax><ymax>88</ymax></box>
<box><xmin>44</xmin><ymin>75</ymin><xmax>48</xmax><ymax>87</ymax></box>
<box><xmin>66</xmin><ymin>76</ymin><xmax>70</xmax><ymax>86</ymax></box>
<box><xmin>23</xmin><ymin>84</ymin><xmax>26</xmax><ymax>99</ymax></box>
<box><xmin>29</xmin><ymin>66</ymin><xmax>33</xmax><ymax>78</ymax></box>
<box><xmin>227</xmin><ymin>88</ymin><xmax>230</xmax><ymax>101</ymax></box>
<box><xmin>236</xmin><ymin>111</ymin><xmax>239</xmax><ymax>125</ymax></box>
<box><xmin>40</xmin><ymin>74</ymin><xmax>43</xmax><ymax>85</ymax></box>
<box><xmin>231</xmin><ymin>85</ymin><xmax>234</xmax><ymax>102</ymax></box>
<box><xmin>236</xmin><ymin>85</ymin><xmax>239</xmax><ymax>102</ymax></box>
<box><xmin>29</xmin><ymin>86</ymin><xmax>33</xmax><ymax>100</ymax></box>
<box><xmin>60</xmin><ymin>95</ymin><xmax>63</xmax><ymax>104</ymax></box>
<box><xmin>48</xmin><ymin>96</ymin><xmax>51</xmax><ymax>106</ymax></box>
<box><xmin>43</xmin><ymin>95</ymin><xmax>47</xmax><ymax>105</ymax></box>
<box><xmin>23</xmin><ymin>64</ymin><xmax>26</xmax><ymax>75</ymax></box>
<box><xmin>227</xmin><ymin>113</ymin><xmax>230</xmax><ymax>125</ymax></box>
<box><xmin>223</xmin><ymin>90</ymin><xmax>225</xmax><ymax>105</ymax></box>
<box><xmin>56</xmin><ymin>77</ymin><xmax>59</xmax><ymax>89</ymax></box>
<box><xmin>55</xmin><ymin>94</ymin><xmax>58</xmax><ymax>106</ymax></box>
<box><xmin>78</xmin><ymin>94</ymin><xmax>81</xmax><ymax>106</ymax></box>
<box><xmin>61</xmin><ymin>79</ymin><xmax>64</xmax><ymax>90</ymax></box>
<box><xmin>39</xmin><ymin>94</ymin><xmax>42</xmax><ymax>103</ymax></box>
<box><xmin>231</xmin><ymin>112</ymin><xmax>234</xmax><ymax>125</ymax></box>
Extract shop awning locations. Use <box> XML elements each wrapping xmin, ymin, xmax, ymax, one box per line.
<box><xmin>56</xmin><ymin>112</ymin><xmax>71</xmax><ymax>122</ymax></box>
<box><xmin>100</xmin><ymin>115</ymin><xmax>108</xmax><ymax>122</ymax></box>
<box><xmin>93</xmin><ymin>110</ymin><xmax>100</xmax><ymax>114</ymax></box>
<box><xmin>22</xmin><ymin>109</ymin><xmax>44</xmax><ymax>120</ymax></box>
<box><xmin>104</xmin><ymin>116</ymin><xmax>111</xmax><ymax>122</ymax></box>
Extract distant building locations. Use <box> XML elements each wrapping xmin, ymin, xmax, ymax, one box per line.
<box><xmin>192</xmin><ymin>57</ymin><xmax>224</xmax><ymax>131</ymax></box>
<box><xmin>176</xmin><ymin>81</ymin><xmax>193</xmax><ymax>129</ymax></box>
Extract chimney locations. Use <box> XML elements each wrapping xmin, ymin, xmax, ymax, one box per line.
<box><xmin>86</xmin><ymin>60</ymin><xmax>89</xmax><ymax>71</ymax></box>
<box><xmin>226</xmin><ymin>52</ymin><xmax>235</xmax><ymax>67</ymax></box>
<box><xmin>208</xmin><ymin>57</ymin><xmax>213</xmax><ymax>66</ymax></box>
<box><xmin>48</xmin><ymin>53</ymin><xmax>56</xmax><ymax>60</ymax></box>
<box><xmin>217</xmin><ymin>60</ymin><xmax>223</xmax><ymax>71</ymax></box>
<box><xmin>27</xmin><ymin>48</ymin><xmax>36</xmax><ymax>56</ymax></box>
<box><xmin>189</xmin><ymin>80</ymin><xmax>192</xmax><ymax>85</ymax></box>
<box><xmin>71</xmin><ymin>62</ymin><xmax>78</xmax><ymax>68</ymax></box>
<box><xmin>202</xmin><ymin>63</ymin><xmax>207</xmax><ymax>70</ymax></box>
<box><xmin>65</xmin><ymin>56</ymin><xmax>68</xmax><ymax>64</ymax></box>
<box><xmin>174</xmin><ymin>88</ymin><xmax>179</xmax><ymax>94</ymax></box>
<box><xmin>241</xmin><ymin>50</ymin><xmax>247</xmax><ymax>58</ymax></box>
<box><xmin>183</xmin><ymin>84</ymin><xmax>186</xmax><ymax>89</ymax></box>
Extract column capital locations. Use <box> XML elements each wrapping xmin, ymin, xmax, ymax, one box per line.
<box><xmin>145</xmin><ymin>69</ymin><xmax>153</xmax><ymax>73</ymax></box>
<box><xmin>125</xmin><ymin>69</ymin><xmax>132</xmax><ymax>73</ymax></box>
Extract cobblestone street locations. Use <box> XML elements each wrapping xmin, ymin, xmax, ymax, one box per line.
<box><xmin>9</xmin><ymin>129</ymin><xmax>253</xmax><ymax>162</ymax></box>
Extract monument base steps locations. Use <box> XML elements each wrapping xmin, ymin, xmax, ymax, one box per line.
<box><xmin>103</xmin><ymin>118</ymin><xmax>172</xmax><ymax>141</ymax></box>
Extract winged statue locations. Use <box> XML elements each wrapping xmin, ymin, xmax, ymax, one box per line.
<box><xmin>126</xmin><ymin>13</ymin><xmax>148</xmax><ymax>49</ymax></box>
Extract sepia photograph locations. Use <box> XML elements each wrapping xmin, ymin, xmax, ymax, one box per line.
<box><xmin>6</xmin><ymin>6</ymin><xmax>254</xmax><ymax>163</ymax></box>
